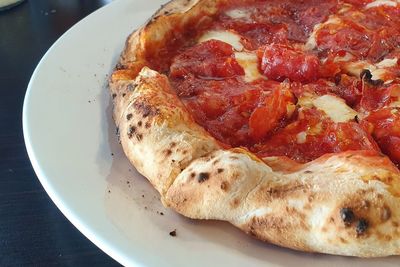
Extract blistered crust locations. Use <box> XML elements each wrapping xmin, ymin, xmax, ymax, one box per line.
<box><xmin>109</xmin><ymin>0</ymin><xmax>400</xmax><ymax>257</ymax></box>
<box><xmin>166</xmin><ymin>150</ymin><xmax>400</xmax><ymax>257</ymax></box>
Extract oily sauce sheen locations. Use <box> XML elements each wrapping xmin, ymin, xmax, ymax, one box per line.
<box><xmin>148</xmin><ymin>0</ymin><xmax>400</xmax><ymax>165</ymax></box>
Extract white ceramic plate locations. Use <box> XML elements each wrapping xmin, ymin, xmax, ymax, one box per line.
<box><xmin>23</xmin><ymin>0</ymin><xmax>399</xmax><ymax>266</ymax></box>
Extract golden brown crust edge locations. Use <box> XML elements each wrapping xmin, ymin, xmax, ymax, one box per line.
<box><xmin>109</xmin><ymin>0</ymin><xmax>400</xmax><ymax>257</ymax></box>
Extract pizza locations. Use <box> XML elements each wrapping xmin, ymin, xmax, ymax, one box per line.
<box><xmin>109</xmin><ymin>0</ymin><xmax>400</xmax><ymax>257</ymax></box>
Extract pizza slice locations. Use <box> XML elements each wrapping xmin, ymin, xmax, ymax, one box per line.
<box><xmin>109</xmin><ymin>0</ymin><xmax>400</xmax><ymax>257</ymax></box>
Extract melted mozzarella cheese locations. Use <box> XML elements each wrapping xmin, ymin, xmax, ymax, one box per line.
<box><xmin>225</xmin><ymin>8</ymin><xmax>252</xmax><ymax>21</ymax></box>
<box><xmin>198</xmin><ymin>30</ymin><xmax>244</xmax><ymax>51</ymax></box>
<box><xmin>376</xmin><ymin>58</ymin><xmax>398</xmax><ymax>68</ymax></box>
<box><xmin>312</xmin><ymin>95</ymin><xmax>358</xmax><ymax>123</ymax></box>
<box><xmin>343</xmin><ymin>57</ymin><xmax>398</xmax><ymax>81</ymax></box>
<box><xmin>365</xmin><ymin>0</ymin><xmax>397</xmax><ymax>9</ymax></box>
<box><xmin>234</xmin><ymin>52</ymin><xmax>264</xmax><ymax>82</ymax></box>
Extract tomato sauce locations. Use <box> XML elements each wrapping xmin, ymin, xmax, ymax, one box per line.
<box><xmin>141</xmin><ymin>0</ymin><xmax>400</xmax><ymax>165</ymax></box>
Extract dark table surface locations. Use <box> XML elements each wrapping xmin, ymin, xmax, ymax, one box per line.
<box><xmin>0</xmin><ymin>1</ymin><xmax>121</xmax><ymax>266</ymax></box>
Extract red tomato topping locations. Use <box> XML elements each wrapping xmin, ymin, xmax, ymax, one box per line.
<box><xmin>255</xmin><ymin>108</ymin><xmax>379</xmax><ymax>162</ymax></box>
<box><xmin>170</xmin><ymin>40</ymin><xmax>244</xmax><ymax>79</ymax></box>
<box><xmin>249</xmin><ymin>84</ymin><xmax>295</xmax><ymax>141</ymax></box>
<box><xmin>258</xmin><ymin>44</ymin><xmax>320</xmax><ymax>83</ymax></box>
<box><xmin>361</xmin><ymin>108</ymin><xmax>400</xmax><ymax>165</ymax></box>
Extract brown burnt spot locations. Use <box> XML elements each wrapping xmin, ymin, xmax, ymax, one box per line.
<box><xmin>164</xmin><ymin>149</ymin><xmax>172</xmax><ymax>156</ymax></box>
<box><xmin>381</xmin><ymin>206</ymin><xmax>391</xmax><ymax>222</ymax></box>
<box><xmin>198</xmin><ymin>172</ymin><xmax>209</xmax><ymax>183</ymax></box>
<box><xmin>392</xmin><ymin>221</ymin><xmax>399</xmax><ymax>227</ymax></box>
<box><xmin>182</xmin><ymin>150</ymin><xmax>188</xmax><ymax>155</ymax></box>
<box><xmin>229</xmin><ymin>156</ymin><xmax>239</xmax><ymax>160</ymax></box>
<box><xmin>361</xmin><ymin>200</ymin><xmax>370</xmax><ymax>209</ymax></box>
<box><xmin>112</xmin><ymin>93</ymin><xmax>117</xmax><ymax>99</ymax></box>
<box><xmin>136</xmin><ymin>133</ymin><xmax>143</xmax><ymax>141</ymax></box>
<box><xmin>133</xmin><ymin>102</ymin><xmax>159</xmax><ymax>119</ymax></box>
<box><xmin>115</xmin><ymin>62</ymin><xmax>124</xmax><ymax>70</ymax></box>
<box><xmin>220</xmin><ymin>181</ymin><xmax>229</xmax><ymax>192</ymax></box>
<box><xmin>339</xmin><ymin>237</ymin><xmax>348</xmax><ymax>244</ymax></box>
<box><xmin>266</xmin><ymin>184</ymin><xmax>305</xmax><ymax>199</ymax></box>
<box><xmin>212</xmin><ymin>159</ymin><xmax>220</xmax><ymax>165</ymax></box>
<box><xmin>127</xmin><ymin>84</ymin><xmax>135</xmax><ymax>91</ymax></box>
<box><xmin>190</xmin><ymin>172</ymin><xmax>196</xmax><ymax>179</ymax></box>
<box><xmin>340</xmin><ymin>208</ymin><xmax>355</xmax><ymax>226</ymax></box>
<box><xmin>360</xmin><ymin>69</ymin><xmax>384</xmax><ymax>86</ymax></box>
<box><xmin>231</xmin><ymin>198</ymin><xmax>240</xmax><ymax>208</ymax></box>
<box><xmin>126</xmin><ymin>113</ymin><xmax>133</xmax><ymax>121</ymax></box>
<box><xmin>170</xmin><ymin>142</ymin><xmax>177</xmax><ymax>148</ymax></box>
<box><xmin>145</xmin><ymin>122</ymin><xmax>151</xmax><ymax>129</ymax></box>
<box><xmin>217</xmin><ymin>168</ymin><xmax>224</xmax><ymax>173</ymax></box>
<box><xmin>138</xmin><ymin>121</ymin><xmax>143</xmax><ymax>127</ymax></box>
<box><xmin>127</xmin><ymin>126</ymin><xmax>136</xmax><ymax>139</ymax></box>
<box><xmin>304</xmin><ymin>170</ymin><xmax>313</xmax><ymax>174</ymax></box>
<box><xmin>356</xmin><ymin>219</ymin><xmax>369</xmax><ymax>236</ymax></box>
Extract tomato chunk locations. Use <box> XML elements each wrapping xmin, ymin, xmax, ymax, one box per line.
<box><xmin>170</xmin><ymin>40</ymin><xmax>244</xmax><ymax>79</ymax></box>
<box><xmin>361</xmin><ymin>108</ymin><xmax>400</xmax><ymax>165</ymax></box>
<box><xmin>249</xmin><ymin>85</ymin><xmax>295</xmax><ymax>141</ymax></box>
<box><xmin>255</xmin><ymin>108</ymin><xmax>379</xmax><ymax>162</ymax></box>
<box><xmin>258</xmin><ymin>44</ymin><xmax>320</xmax><ymax>83</ymax></box>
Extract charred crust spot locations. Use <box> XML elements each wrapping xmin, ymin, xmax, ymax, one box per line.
<box><xmin>145</xmin><ymin>122</ymin><xmax>151</xmax><ymax>128</ymax></box>
<box><xmin>182</xmin><ymin>150</ymin><xmax>188</xmax><ymax>155</ymax></box>
<box><xmin>304</xmin><ymin>170</ymin><xmax>313</xmax><ymax>174</ymax></box>
<box><xmin>198</xmin><ymin>172</ymin><xmax>209</xmax><ymax>183</ymax></box>
<box><xmin>115</xmin><ymin>63</ymin><xmax>124</xmax><ymax>70</ymax></box>
<box><xmin>339</xmin><ymin>237</ymin><xmax>348</xmax><ymax>244</ymax></box>
<box><xmin>190</xmin><ymin>172</ymin><xmax>196</xmax><ymax>179</ymax></box>
<box><xmin>122</xmin><ymin>93</ymin><xmax>126</xmax><ymax>97</ymax></box>
<box><xmin>361</xmin><ymin>200</ymin><xmax>370</xmax><ymax>209</ymax></box>
<box><xmin>346</xmin><ymin>154</ymin><xmax>354</xmax><ymax>159</ymax></box>
<box><xmin>356</xmin><ymin>219</ymin><xmax>369</xmax><ymax>235</ymax></box>
<box><xmin>171</xmin><ymin>159</ymin><xmax>176</xmax><ymax>163</ymax></box>
<box><xmin>220</xmin><ymin>181</ymin><xmax>229</xmax><ymax>191</ymax></box>
<box><xmin>138</xmin><ymin>121</ymin><xmax>143</xmax><ymax>127</ymax></box>
<box><xmin>112</xmin><ymin>93</ymin><xmax>117</xmax><ymax>99</ymax></box>
<box><xmin>340</xmin><ymin>208</ymin><xmax>355</xmax><ymax>226</ymax></box>
<box><xmin>127</xmin><ymin>126</ymin><xmax>136</xmax><ymax>139</ymax></box>
<box><xmin>133</xmin><ymin>102</ymin><xmax>158</xmax><ymax>119</ymax></box>
<box><xmin>170</xmin><ymin>142</ymin><xmax>177</xmax><ymax>148</ymax></box>
<box><xmin>164</xmin><ymin>149</ymin><xmax>172</xmax><ymax>156</ymax></box>
<box><xmin>217</xmin><ymin>168</ymin><xmax>224</xmax><ymax>173</ymax></box>
<box><xmin>229</xmin><ymin>156</ymin><xmax>239</xmax><ymax>160</ymax></box>
<box><xmin>360</xmin><ymin>69</ymin><xmax>384</xmax><ymax>86</ymax></box>
<box><xmin>212</xmin><ymin>159</ymin><xmax>220</xmax><ymax>165</ymax></box>
<box><xmin>127</xmin><ymin>84</ymin><xmax>135</xmax><ymax>91</ymax></box>
<box><xmin>231</xmin><ymin>198</ymin><xmax>240</xmax><ymax>208</ymax></box>
<box><xmin>136</xmin><ymin>133</ymin><xmax>143</xmax><ymax>141</ymax></box>
<box><xmin>126</xmin><ymin>113</ymin><xmax>133</xmax><ymax>121</ymax></box>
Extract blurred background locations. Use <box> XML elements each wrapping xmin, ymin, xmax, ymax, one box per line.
<box><xmin>0</xmin><ymin>1</ymin><xmax>120</xmax><ymax>266</ymax></box>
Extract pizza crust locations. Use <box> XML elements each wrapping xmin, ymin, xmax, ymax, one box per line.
<box><xmin>109</xmin><ymin>0</ymin><xmax>400</xmax><ymax>257</ymax></box>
